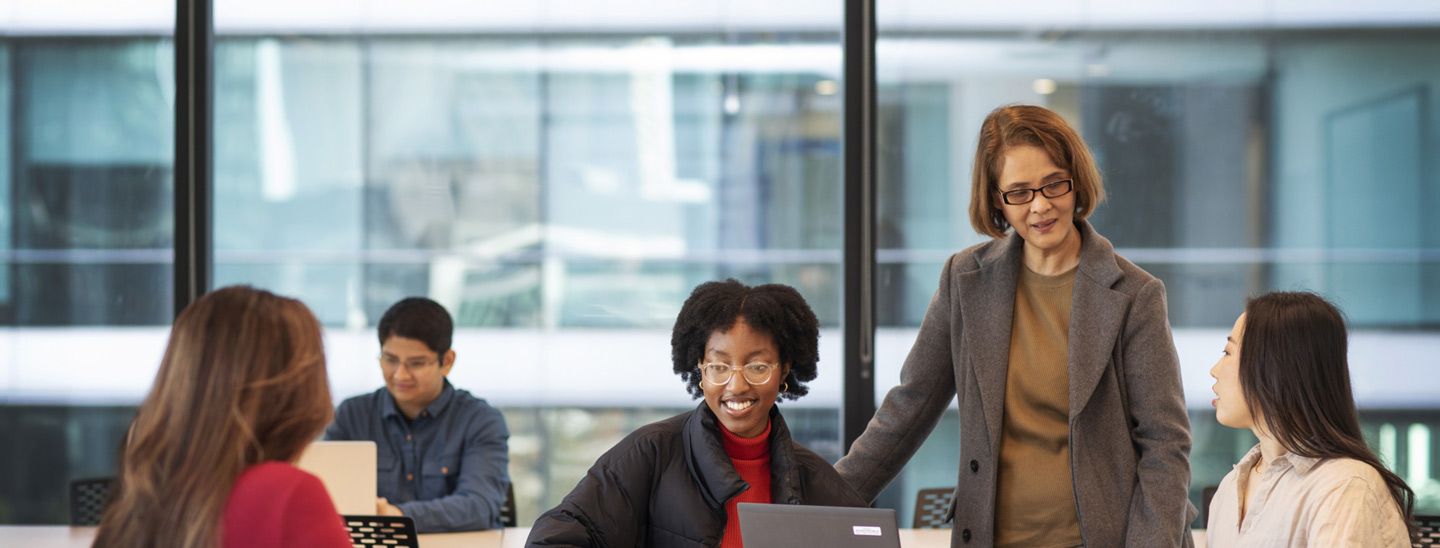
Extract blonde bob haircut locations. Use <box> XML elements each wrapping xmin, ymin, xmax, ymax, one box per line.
<box><xmin>969</xmin><ymin>104</ymin><xmax>1105</xmax><ymax>239</ymax></box>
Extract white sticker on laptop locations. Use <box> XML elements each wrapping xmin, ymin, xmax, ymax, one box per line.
<box><xmin>852</xmin><ymin>526</ymin><xmax>882</xmax><ymax>536</ymax></box>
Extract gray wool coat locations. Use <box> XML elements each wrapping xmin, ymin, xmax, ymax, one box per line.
<box><xmin>836</xmin><ymin>220</ymin><xmax>1197</xmax><ymax>547</ymax></box>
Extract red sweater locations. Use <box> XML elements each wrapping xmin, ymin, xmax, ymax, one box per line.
<box><xmin>223</xmin><ymin>461</ymin><xmax>354</xmax><ymax>548</ymax></box>
<box><xmin>720</xmin><ymin>421</ymin><xmax>773</xmax><ymax>548</ymax></box>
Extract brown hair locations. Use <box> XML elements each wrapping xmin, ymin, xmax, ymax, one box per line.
<box><xmin>968</xmin><ymin>104</ymin><xmax>1105</xmax><ymax>238</ymax></box>
<box><xmin>1239</xmin><ymin>291</ymin><xmax>1416</xmax><ymax>542</ymax></box>
<box><xmin>93</xmin><ymin>286</ymin><xmax>333</xmax><ymax>548</ymax></box>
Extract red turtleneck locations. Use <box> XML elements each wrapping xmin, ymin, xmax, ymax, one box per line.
<box><xmin>719</xmin><ymin>420</ymin><xmax>773</xmax><ymax>548</ymax></box>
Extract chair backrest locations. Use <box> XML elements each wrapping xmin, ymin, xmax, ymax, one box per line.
<box><xmin>343</xmin><ymin>515</ymin><xmax>419</xmax><ymax>547</ymax></box>
<box><xmin>69</xmin><ymin>477</ymin><xmax>116</xmax><ymax>526</ymax></box>
<box><xmin>912</xmin><ymin>487</ymin><xmax>954</xmax><ymax>529</ymax></box>
<box><xmin>1415</xmin><ymin>515</ymin><xmax>1440</xmax><ymax>547</ymax></box>
<box><xmin>501</xmin><ymin>482</ymin><xmax>517</xmax><ymax>528</ymax></box>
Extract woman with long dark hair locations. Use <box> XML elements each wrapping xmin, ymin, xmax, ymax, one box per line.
<box><xmin>1207</xmin><ymin>291</ymin><xmax>1415</xmax><ymax>546</ymax></box>
<box><xmin>93</xmin><ymin>286</ymin><xmax>352</xmax><ymax>548</ymax></box>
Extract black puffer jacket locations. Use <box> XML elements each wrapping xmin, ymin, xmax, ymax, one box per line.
<box><xmin>527</xmin><ymin>403</ymin><xmax>866</xmax><ymax>547</ymax></box>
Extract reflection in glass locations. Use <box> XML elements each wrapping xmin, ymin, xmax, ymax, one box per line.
<box><xmin>209</xmin><ymin>33</ymin><xmax>845</xmax><ymax>526</ymax></box>
<box><xmin>1</xmin><ymin>37</ymin><xmax>175</xmax><ymax>523</ymax></box>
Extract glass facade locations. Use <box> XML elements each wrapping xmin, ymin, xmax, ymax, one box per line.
<box><xmin>0</xmin><ymin>36</ymin><xmax>175</xmax><ymax>523</ymax></box>
<box><xmin>2</xmin><ymin>0</ymin><xmax>1439</xmax><ymax>532</ymax></box>
<box><xmin>205</xmin><ymin>32</ymin><xmax>846</xmax><ymax>524</ymax></box>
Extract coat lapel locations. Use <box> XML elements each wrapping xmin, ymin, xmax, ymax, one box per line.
<box><xmin>958</xmin><ymin>234</ymin><xmax>1022</xmax><ymax>451</ymax></box>
<box><xmin>1067</xmin><ymin>221</ymin><xmax>1128</xmax><ymax>417</ymax></box>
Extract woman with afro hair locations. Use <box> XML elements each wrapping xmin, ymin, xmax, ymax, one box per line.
<box><xmin>527</xmin><ymin>279</ymin><xmax>865</xmax><ymax>547</ymax></box>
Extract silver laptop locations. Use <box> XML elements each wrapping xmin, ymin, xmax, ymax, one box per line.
<box><xmin>738</xmin><ymin>503</ymin><xmax>901</xmax><ymax>548</ymax></box>
<box><xmin>295</xmin><ymin>440</ymin><xmax>377</xmax><ymax>516</ymax></box>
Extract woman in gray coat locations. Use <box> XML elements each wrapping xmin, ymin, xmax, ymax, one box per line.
<box><xmin>836</xmin><ymin>104</ymin><xmax>1196</xmax><ymax>547</ymax></box>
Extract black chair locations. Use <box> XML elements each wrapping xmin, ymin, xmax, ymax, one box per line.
<box><xmin>501</xmin><ymin>482</ymin><xmax>517</xmax><ymax>528</ymax></box>
<box><xmin>69</xmin><ymin>477</ymin><xmax>116</xmax><ymax>526</ymax></box>
<box><xmin>912</xmin><ymin>487</ymin><xmax>954</xmax><ymax>529</ymax></box>
<box><xmin>1415</xmin><ymin>515</ymin><xmax>1440</xmax><ymax>547</ymax></box>
<box><xmin>343</xmin><ymin>515</ymin><xmax>419</xmax><ymax>547</ymax></box>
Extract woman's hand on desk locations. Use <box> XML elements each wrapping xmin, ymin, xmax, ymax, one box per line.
<box><xmin>376</xmin><ymin>497</ymin><xmax>405</xmax><ymax>516</ymax></box>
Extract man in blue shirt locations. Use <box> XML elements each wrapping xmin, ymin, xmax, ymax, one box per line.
<box><xmin>325</xmin><ymin>297</ymin><xmax>511</xmax><ymax>532</ymax></box>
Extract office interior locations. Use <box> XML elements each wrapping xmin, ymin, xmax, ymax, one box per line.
<box><xmin>1</xmin><ymin>0</ymin><xmax>1438</xmax><ymax>533</ymax></box>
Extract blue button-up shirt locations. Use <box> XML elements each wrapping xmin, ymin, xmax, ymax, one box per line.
<box><xmin>325</xmin><ymin>379</ymin><xmax>510</xmax><ymax>532</ymax></box>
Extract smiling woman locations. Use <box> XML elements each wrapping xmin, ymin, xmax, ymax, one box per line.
<box><xmin>526</xmin><ymin>279</ymin><xmax>864</xmax><ymax>548</ymax></box>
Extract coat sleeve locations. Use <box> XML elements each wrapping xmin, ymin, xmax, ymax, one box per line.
<box><xmin>834</xmin><ymin>255</ymin><xmax>961</xmax><ymax>503</ymax></box>
<box><xmin>526</xmin><ymin>439</ymin><xmax>655</xmax><ymax>548</ymax></box>
<box><xmin>395</xmin><ymin>405</ymin><xmax>511</xmax><ymax>532</ymax></box>
<box><xmin>1121</xmin><ymin>278</ymin><xmax>1198</xmax><ymax>547</ymax></box>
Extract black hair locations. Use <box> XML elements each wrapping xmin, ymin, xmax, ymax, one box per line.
<box><xmin>1240</xmin><ymin>291</ymin><xmax>1416</xmax><ymax>542</ymax></box>
<box><xmin>377</xmin><ymin>297</ymin><xmax>454</xmax><ymax>355</ymax></box>
<box><xmin>671</xmin><ymin>279</ymin><xmax>819</xmax><ymax>402</ymax></box>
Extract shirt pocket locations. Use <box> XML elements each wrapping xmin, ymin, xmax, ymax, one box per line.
<box><xmin>377</xmin><ymin>450</ymin><xmax>398</xmax><ymax>494</ymax></box>
<box><xmin>421</xmin><ymin>452</ymin><xmax>461</xmax><ymax>498</ymax></box>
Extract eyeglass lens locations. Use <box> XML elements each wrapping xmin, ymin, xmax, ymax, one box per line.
<box><xmin>701</xmin><ymin>363</ymin><xmax>774</xmax><ymax>384</ymax></box>
<box><xmin>1002</xmin><ymin>179</ymin><xmax>1072</xmax><ymax>205</ymax></box>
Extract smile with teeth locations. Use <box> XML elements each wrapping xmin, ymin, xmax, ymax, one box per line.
<box><xmin>724</xmin><ymin>400</ymin><xmax>754</xmax><ymax>411</ymax></box>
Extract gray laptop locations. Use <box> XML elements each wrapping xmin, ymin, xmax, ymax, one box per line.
<box><xmin>738</xmin><ymin>503</ymin><xmax>901</xmax><ymax>548</ymax></box>
<box><xmin>294</xmin><ymin>440</ymin><xmax>377</xmax><ymax>516</ymax></box>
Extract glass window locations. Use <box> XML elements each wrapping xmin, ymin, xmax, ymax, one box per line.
<box><xmin>0</xmin><ymin>4</ymin><xmax>175</xmax><ymax>523</ymax></box>
<box><xmin>212</xmin><ymin>4</ymin><xmax>844</xmax><ymax>525</ymax></box>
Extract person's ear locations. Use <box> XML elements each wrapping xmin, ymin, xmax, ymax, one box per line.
<box><xmin>441</xmin><ymin>349</ymin><xmax>456</xmax><ymax>375</ymax></box>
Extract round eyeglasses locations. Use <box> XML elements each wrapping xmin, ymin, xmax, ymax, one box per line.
<box><xmin>699</xmin><ymin>362</ymin><xmax>779</xmax><ymax>385</ymax></box>
<box><xmin>996</xmin><ymin>179</ymin><xmax>1073</xmax><ymax>205</ymax></box>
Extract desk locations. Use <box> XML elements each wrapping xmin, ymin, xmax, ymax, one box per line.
<box><xmin>0</xmin><ymin>526</ymin><xmax>524</xmax><ymax>548</ymax></box>
<box><xmin>896</xmin><ymin>528</ymin><xmax>1206</xmax><ymax>546</ymax></box>
<box><xmin>0</xmin><ymin>525</ymin><xmax>1204</xmax><ymax>547</ymax></box>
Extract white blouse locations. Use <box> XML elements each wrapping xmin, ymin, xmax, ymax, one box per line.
<box><xmin>1206</xmin><ymin>444</ymin><xmax>1411</xmax><ymax>547</ymax></box>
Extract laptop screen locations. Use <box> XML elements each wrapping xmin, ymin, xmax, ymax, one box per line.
<box><xmin>294</xmin><ymin>440</ymin><xmax>377</xmax><ymax>516</ymax></box>
<box><xmin>737</xmin><ymin>503</ymin><xmax>901</xmax><ymax>548</ymax></box>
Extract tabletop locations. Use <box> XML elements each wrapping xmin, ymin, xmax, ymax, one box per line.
<box><xmin>0</xmin><ymin>525</ymin><xmax>1204</xmax><ymax>547</ymax></box>
<box><xmin>0</xmin><ymin>526</ymin><xmax>521</xmax><ymax>548</ymax></box>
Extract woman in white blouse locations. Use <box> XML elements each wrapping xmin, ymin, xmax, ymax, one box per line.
<box><xmin>1206</xmin><ymin>291</ymin><xmax>1415</xmax><ymax>547</ymax></box>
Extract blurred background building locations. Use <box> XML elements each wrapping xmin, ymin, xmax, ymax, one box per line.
<box><xmin>1</xmin><ymin>0</ymin><xmax>1437</xmax><ymax>527</ymax></box>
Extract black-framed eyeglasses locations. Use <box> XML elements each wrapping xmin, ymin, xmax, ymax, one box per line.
<box><xmin>996</xmin><ymin>179</ymin><xmax>1073</xmax><ymax>205</ymax></box>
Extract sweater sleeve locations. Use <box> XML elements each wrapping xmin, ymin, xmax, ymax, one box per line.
<box><xmin>281</xmin><ymin>471</ymin><xmax>356</xmax><ymax>548</ymax></box>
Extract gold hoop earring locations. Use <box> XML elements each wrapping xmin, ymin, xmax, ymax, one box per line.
<box><xmin>781</xmin><ymin>381</ymin><xmax>789</xmax><ymax>393</ymax></box>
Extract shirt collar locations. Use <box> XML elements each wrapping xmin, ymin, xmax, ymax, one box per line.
<box><xmin>1285</xmin><ymin>452</ymin><xmax>1323</xmax><ymax>474</ymax></box>
<box><xmin>1234</xmin><ymin>443</ymin><xmax>1323</xmax><ymax>476</ymax></box>
<box><xmin>380</xmin><ymin>379</ymin><xmax>457</xmax><ymax>420</ymax></box>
